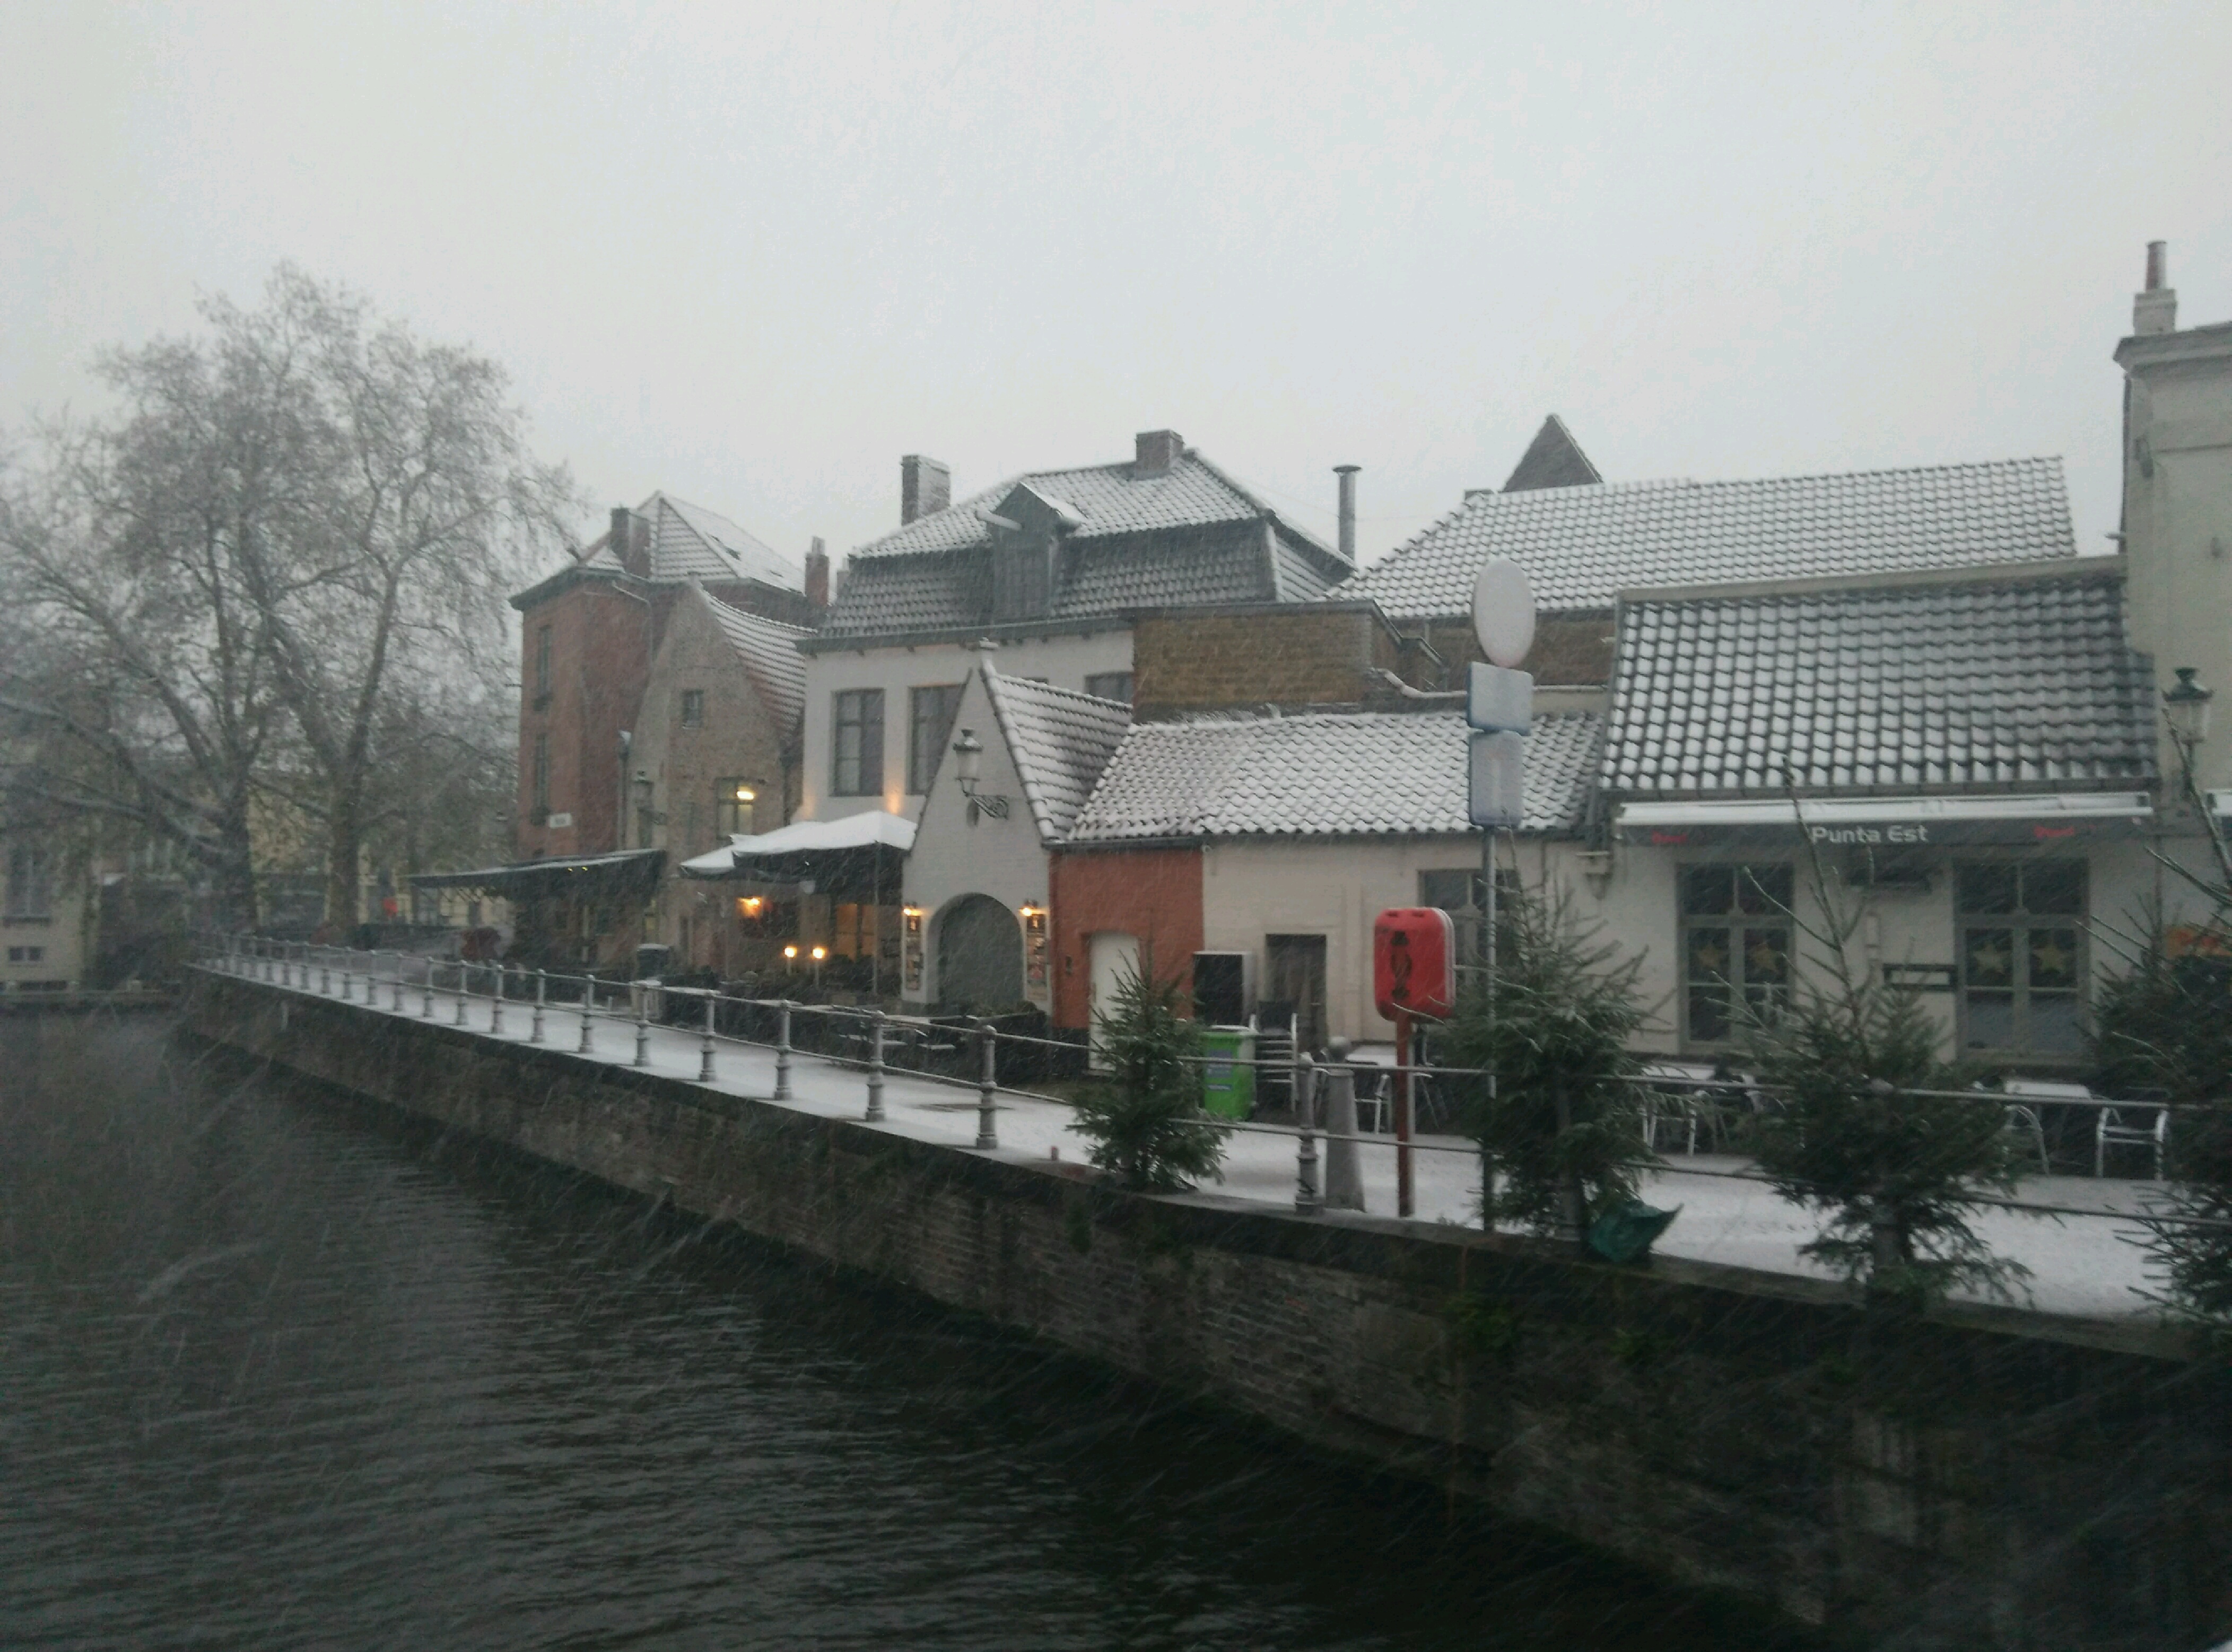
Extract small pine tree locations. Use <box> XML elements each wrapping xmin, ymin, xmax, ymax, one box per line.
<box><xmin>1070</xmin><ymin>957</ymin><xmax>1228</xmax><ymax>1191</ymax></box>
<box><xmin>1438</xmin><ymin>879</ymin><xmax>1651</xmax><ymax>1236</ymax></box>
<box><xmin>2091</xmin><ymin>938</ymin><xmax>2232</xmax><ymax>1326</ymax></box>
<box><xmin>1743</xmin><ymin>840</ymin><xmax>2022</xmax><ymax>1310</ymax></box>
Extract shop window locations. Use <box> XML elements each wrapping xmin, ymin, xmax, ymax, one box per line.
<box><xmin>908</xmin><ymin>684</ymin><xmax>963</xmax><ymax>794</ymax></box>
<box><xmin>1085</xmin><ymin>671</ymin><xmax>1134</xmax><ymax>705</ymax></box>
<box><xmin>832</xmin><ymin>689</ymin><xmax>884</xmax><ymax>796</ymax></box>
<box><xmin>681</xmin><ymin>689</ymin><xmax>705</xmax><ymax>729</ymax></box>
<box><xmin>1679</xmin><ymin>863</ymin><xmax>1793</xmax><ymax>1045</ymax></box>
<box><xmin>1957</xmin><ymin>861</ymin><xmax>2086</xmax><ymax>1057</ymax></box>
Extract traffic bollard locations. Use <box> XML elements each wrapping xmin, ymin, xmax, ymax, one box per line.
<box><xmin>1321</xmin><ymin>1037</ymin><xmax>1365</xmax><ymax>1212</ymax></box>
<box><xmin>974</xmin><ymin>1018</ymin><xmax>998</xmax><ymax>1150</ymax></box>
<box><xmin>865</xmin><ymin>1010</ymin><xmax>886</xmax><ymax>1122</ymax></box>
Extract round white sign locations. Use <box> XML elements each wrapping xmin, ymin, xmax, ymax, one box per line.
<box><xmin>1471</xmin><ymin>557</ymin><xmax>1536</xmax><ymax>669</ymax></box>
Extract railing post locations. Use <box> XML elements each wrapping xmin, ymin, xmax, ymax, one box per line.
<box><xmin>1322</xmin><ymin>1036</ymin><xmax>1365</xmax><ymax>1211</ymax></box>
<box><xmin>774</xmin><ymin>1001</ymin><xmax>792</xmax><ymax>1100</ymax></box>
<box><xmin>865</xmin><ymin>1009</ymin><xmax>886</xmax><ymax>1122</ymax></box>
<box><xmin>453</xmin><ymin>959</ymin><xmax>468</xmax><ymax>1025</ymax></box>
<box><xmin>634</xmin><ymin>986</ymin><xmax>650</xmax><ymax>1068</ymax></box>
<box><xmin>698</xmin><ymin>989</ymin><xmax>717</xmax><ymax>1083</ymax></box>
<box><xmin>490</xmin><ymin>966</ymin><xmax>504</xmax><ymax>1035</ymax></box>
<box><xmin>531</xmin><ymin>968</ymin><xmax>547</xmax><ymax>1044</ymax></box>
<box><xmin>579</xmin><ymin>973</ymin><xmax>597</xmax><ymax>1053</ymax></box>
<box><xmin>341</xmin><ymin>963</ymin><xmax>354</xmax><ymax>1001</ymax></box>
<box><xmin>422</xmin><ymin>955</ymin><xmax>435</xmax><ymax>1018</ymax></box>
<box><xmin>389</xmin><ymin>952</ymin><xmax>403</xmax><ymax>1011</ymax></box>
<box><xmin>320</xmin><ymin>953</ymin><xmax>332</xmax><ymax>995</ymax></box>
<box><xmin>1295</xmin><ymin>1052</ymin><xmax>1321</xmax><ymax>1214</ymax></box>
<box><xmin>974</xmin><ymin>1017</ymin><xmax>998</xmax><ymax>1150</ymax></box>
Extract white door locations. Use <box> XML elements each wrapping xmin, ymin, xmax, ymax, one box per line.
<box><xmin>1087</xmin><ymin>931</ymin><xmax>1139</xmax><ymax>1067</ymax></box>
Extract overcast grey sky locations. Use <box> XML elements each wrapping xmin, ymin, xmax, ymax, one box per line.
<box><xmin>5</xmin><ymin>2</ymin><xmax>2228</xmax><ymax>573</ymax></box>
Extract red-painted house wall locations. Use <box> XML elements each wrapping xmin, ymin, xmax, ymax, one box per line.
<box><xmin>516</xmin><ymin>578</ymin><xmax>653</xmax><ymax>860</ymax></box>
<box><xmin>1049</xmin><ymin>846</ymin><xmax>1204</xmax><ymax>1029</ymax></box>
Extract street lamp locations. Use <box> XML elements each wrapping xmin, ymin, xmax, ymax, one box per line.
<box><xmin>951</xmin><ymin>728</ymin><xmax>1009</xmax><ymax>823</ymax></box>
<box><xmin>2164</xmin><ymin>666</ymin><xmax>2213</xmax><ymax>752</ymax></box>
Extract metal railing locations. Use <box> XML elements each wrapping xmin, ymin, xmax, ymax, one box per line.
<box><xmin>190</xmin><ymin>930</ymin><xmax>2222</xmax><ymax>1231</ymax></box>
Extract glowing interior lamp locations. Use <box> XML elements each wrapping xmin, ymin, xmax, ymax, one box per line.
<box><xmin>737</xmin><ymin>896</ymin><xmax>764</xmax><ymax>918</ymax></box>
<box><xmin>734</xmin><ymin>785</ymin><xmax>755</xmax><ymax>802</ymax></box>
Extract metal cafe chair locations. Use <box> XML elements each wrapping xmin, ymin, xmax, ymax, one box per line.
<box><xmin>2096</xmin><ymin>1099</ymin><xmax>2169</xmax><ymax>1180</ymax></box>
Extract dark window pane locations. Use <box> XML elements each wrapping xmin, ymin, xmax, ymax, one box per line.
<box><xmin>1737</xmin><ymin>864</ymin><xmax>1794</xmax><ymax>913</ymax></box>
<box><xmin>1965</xmin><ymin>991</ymin><xmax>2016</xmax><ymax>1048</ymax></box>
<box><xmin>1419</xmin><ymin>870</ymin><xmax>1478</xmax><ymax>911</ymax></box>
<box><xmin>1085</xmin><ymin>671</ymin><xmax>1134</xmax><ymax>705</ymax></box>
<box><xmin>2029</xmin><ymin>993</ymin><xmax>2083</xmax><ymax>1054</ymax></box>
<box><xmin>1744</xmin><ymin>926</ymin><xmax>1791</xmax><ymax>986</ymax></box>
<box><xmin>1680</xmin><ymin>866</ymin><xmax>1732</xmax><ymax>916</ymax></box>
<box><xmin>1688</xmin><ymin>985</ymin><xmax>1731</xmax><ymax>1044</ymax></box>
<box><xmin>2027</xmin><ymin>929</ymin><xmax>2080</xmax><ymax>991</ymax></box>
<box><xmin>1965</xmin><ymin>928</ymin><xmax>2016</xmax><ymax>987</ymax></box>
<box><xmin>1958</xmin><ymin>864</ymin><xmax>2019</xmax><ymax>914</ymax></box>
<box><xmin>2023</xmin><ymin>861</ymin><xmax>2086</xmax><ymax>916</ymax></box>
<box><xmin>1688</xmin><ymin>926</ymin><xmax>1733</xmax><ymax>986</ymax></box>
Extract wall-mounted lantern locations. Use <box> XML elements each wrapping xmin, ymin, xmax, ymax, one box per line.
<box><xmin>952</xmin><ymin>728</ymin><xmax>1009</xmax><ymax>824</ymax></box>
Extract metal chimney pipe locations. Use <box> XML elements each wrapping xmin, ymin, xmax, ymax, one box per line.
<box><xmin>1334</xmin><ymin>465</ymin><xmax>1359</xmax><ymax>563</ymax></box>
<box><xmin>2146</xmin><ymin>240</ymin><xmax>2167</xmax><ymax>292</ymax></box>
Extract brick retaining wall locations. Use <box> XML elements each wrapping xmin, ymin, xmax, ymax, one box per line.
<box><xmin>185</xmin><ymin>973</ymin><xmax>2231</xmax><ymax>1650</ymax></box>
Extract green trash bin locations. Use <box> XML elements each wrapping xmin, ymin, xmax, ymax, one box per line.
<box><xmin>1200</xmin><ymin>1027</ymin><xmax>1256</xmax><ymax>1120</ymax></box>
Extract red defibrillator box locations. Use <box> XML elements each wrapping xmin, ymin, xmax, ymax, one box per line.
<box><xmin>1373</xmin><ymin>907</ymin><xmax>1457</xmax><ymax>1023</ymax></box>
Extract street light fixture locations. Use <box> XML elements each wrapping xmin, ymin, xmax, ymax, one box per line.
<box><xmin>2164</xmin><ymin>666</ymin><xmax>2213</xmax><ymax>751</ymax></box>
<box><xmin>951</xmin><ymin>728</ymin><xmax>1009</xmax><ymax>823</ymax></box>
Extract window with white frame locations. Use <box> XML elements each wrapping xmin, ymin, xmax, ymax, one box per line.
<box><xmin>4</xmin><ymin>844</ymin><xmax>54</xmax><ymax>921</ymax></box>
<box><xmin>1679</xmin><ymin>863</ymin><xmax>1793</xmax><ymax>1045</ymax></box>
<box><xmin>832</xmin><ymin>689</ymin><xmax>884</xmax><ymax>796</ymax></box>
<box><xmin>1957</xmin><ymin>861</ymin><xmax>2085</xmax><ymax>1057</ymax></box>
<box><xmin>908</xmin><ymin>684</ymin><xmax>963</xmax><ymax>795</ymax></box>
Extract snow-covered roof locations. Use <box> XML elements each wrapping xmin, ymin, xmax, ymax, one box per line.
<box><xmin>982</xmin><ymin>670</ymin><xmax>1131</xmax><ymax>843</ymax></box>
<box><xmin>679</xmin><ymin>810</ymin><xmax>917</xmax><ymax>876</ymax></box>
<box><xmin>701</xmin><ymin>589</ymin><xmax>810</xmax><ymax>737</ymax></box>
<box><xmin>532</xmin><ymin>491</ymin><xmax>800</xmax><ymax>596</ymax></box>
<box><xmin>1067</xmin><ymin>710</ymin><xmax>1602</xmax><ymax>843</ymax></box>
<box><xmin>1336</xmin><ymin>457</ymin><xmax>2076</xmax><ymax>618</ymax></box>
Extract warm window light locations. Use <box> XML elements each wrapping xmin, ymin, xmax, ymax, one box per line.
<box><xmin>734</xmin><ymin>785</ymin><xmax>755</xmax><ymax>802</ymax></box>
<box><xmin>737</xmin><ymin>896</ymin><xmax>764</xmax><ymax>918</ymax></box>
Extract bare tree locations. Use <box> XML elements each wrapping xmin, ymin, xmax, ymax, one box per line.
<box><xmin>1</xmin><ymin>267</ymin><xmax>573</xmax><ymax>928</ymax></box>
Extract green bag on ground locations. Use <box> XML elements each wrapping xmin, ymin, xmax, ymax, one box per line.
<box><xmin>1587</xmin><ymin>1199</ymin><xmax>1680</xmax><ymax>1265</ymax></box>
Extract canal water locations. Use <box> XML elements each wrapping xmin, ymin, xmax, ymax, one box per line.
<box><xmin>0</xmin><ymin>1019</ymin><xmax>1805</xmax><ymax>1650</ymax></box>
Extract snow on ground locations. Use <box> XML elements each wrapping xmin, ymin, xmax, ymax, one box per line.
<box><xmin>239</xmin><ymin>962</ymin><xmax>2173</xmax><ymax>1325</ymax></box>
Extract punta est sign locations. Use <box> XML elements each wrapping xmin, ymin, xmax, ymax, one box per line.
<box><xmin>1468</xmin><ymin>558</ymin><xmax>1534</xmax><ymax>829</ymax></box>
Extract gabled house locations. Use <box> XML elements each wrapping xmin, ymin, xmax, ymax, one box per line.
<box><xmin>902</xmin><ymin>657</ymin><xmax>1130</xmax><ymax>1012</ymax></box>
<box><xmin>417</xmin><ymin>492</ymin><xmax>826</xmax><ymax>969</ymax></box>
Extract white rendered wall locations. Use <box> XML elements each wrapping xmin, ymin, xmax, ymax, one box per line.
<box><xmin>799</xmin><ymin>630</ymin><xmax>1132</xmax><ymax>824</ymax></box>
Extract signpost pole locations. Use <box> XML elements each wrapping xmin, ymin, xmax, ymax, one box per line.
<box><xmin>1395</xmin><ymin>1009</ymin><xmax>1414</xmax><ymax>1218</ymax></box>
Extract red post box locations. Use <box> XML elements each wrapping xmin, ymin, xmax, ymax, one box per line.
<box><xmin>1373</xmin><ymin>907</ymin><xmax>1457</xmax><ymax>1023</ymax></box>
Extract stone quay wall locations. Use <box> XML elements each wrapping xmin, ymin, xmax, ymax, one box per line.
<box><xmin>185</xmin><ymin>972</ymin><xmax>2231</xmax><ymax>1651</ymax></box>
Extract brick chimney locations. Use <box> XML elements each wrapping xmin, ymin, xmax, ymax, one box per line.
<box><xmin>804</xmin><ymin>537</ymin><xmax>830</xmax><ymax>608</ymax></box>
<box><xmin>1135</xmin><ymin>429</ymin><xmax>1184</xmax><ymax>477</ymax></box>
<box><xmin>901</xmin><ymin>456</ymin><xmax>951</xmax><ymax>525</ymax></box>
<box><xmin>2135</xmin><ymin>240</ymin><xmax>2177</xmax><ymax>336</ymax></box>
<box><xmin>1333</xmin><ymin>465</ymin><xmax>1359</xmax><ymax>563</ymax></box>
<box><xmin>609</xmin><ymin>505</ymin><xmax>649</xmax><ymax>577</ymax></box>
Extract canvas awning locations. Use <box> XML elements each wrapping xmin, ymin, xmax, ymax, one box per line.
<box><xmin>1615</xmin><ymin>792</ymin><xmax>2154</xmax><ymax>849</ymax></box>
<box><xmin>409</xmin><ymin>848</ymin><xmax>666</xmax><ymax>896</ymax></box>
<box><xmin>678</xmin><ymin>810</ymin><xmax>915</xmax><ymax>901</ymax></box>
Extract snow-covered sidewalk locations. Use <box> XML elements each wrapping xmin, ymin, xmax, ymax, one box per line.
<box><xmin>217</xmin><ymin>958</ymin><xmax>2172</xmax><ymax>1324</ymax></box>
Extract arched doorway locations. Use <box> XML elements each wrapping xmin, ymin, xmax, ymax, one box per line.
<box><xmin>935</xmin><ymin>894</ymin><xmax>1022</xmax><ymax>1009</ymax></box>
